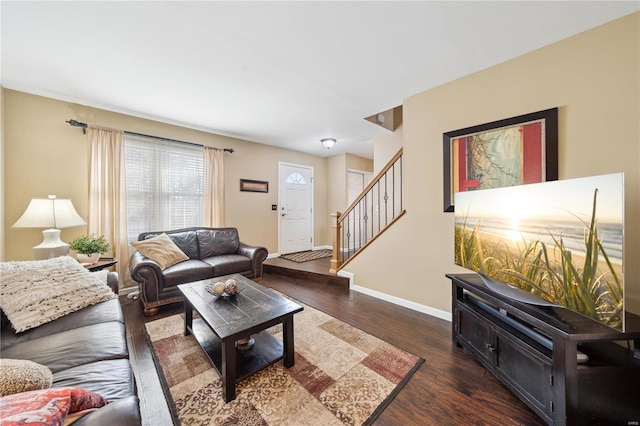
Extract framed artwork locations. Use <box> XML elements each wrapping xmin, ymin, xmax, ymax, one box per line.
<box><xmin>443</xmin><ymin>107</ymin><xmax>558</xmax><ymax>212</ymax></box>
<box><xmin>240</xmin><ymin>179</ymin><xmax>269</xmax><ymax>193</ymax></box>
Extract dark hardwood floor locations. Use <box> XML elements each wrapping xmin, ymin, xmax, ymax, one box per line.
<box><xmin>121</xmin><ymin>258</ymin><xmax>544</xmax><ymax>426</ymax></box>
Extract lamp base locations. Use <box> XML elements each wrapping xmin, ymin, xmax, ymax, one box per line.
<box><xmin>33</xmin><ymin>229</ymin><xmax>71</xmax><ymax>260</ymax></box>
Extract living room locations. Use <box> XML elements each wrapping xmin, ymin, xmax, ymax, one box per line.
<box><xmin>2</xmin><ymin>2</ymin><xmax>639</xmax><ymax>425</ymax></box>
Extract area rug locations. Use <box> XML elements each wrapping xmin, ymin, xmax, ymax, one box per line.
<box><xmin>279</xmin><ymin>249</ymin><xmax>333</xmax><ymax>263</ymax></box>
<box><xmin>144</xmin><ymin>299</ymin><xmax>423</xmax><ymax>425</ymax></box>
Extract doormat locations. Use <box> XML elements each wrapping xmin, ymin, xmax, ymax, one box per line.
<box><xmin>144</xmin><ymin>298</ymin><xmax>424</xmax><ymax>425</ymax></box>
<box><xmin>280</xmin><ymin>249</ymin><xmax>333</xmax><ymax>263</ymax></box>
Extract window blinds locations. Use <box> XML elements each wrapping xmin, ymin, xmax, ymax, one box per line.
<box><xmin>124</xmin><ymin>134</ymin><xmax>204</xmax><ymax>240</ymax></box>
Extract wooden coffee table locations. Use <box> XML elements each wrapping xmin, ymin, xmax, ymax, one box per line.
<box><xmin>178</xmin><ymin>274</ymin><xmax>303</xmax><ymax>402</ymax></box>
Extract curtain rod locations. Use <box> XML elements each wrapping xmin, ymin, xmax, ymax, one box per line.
<box><xmin>65</xmin><ymin>119</ymin><xmax>234</xmax><ymax>153</ymax></box>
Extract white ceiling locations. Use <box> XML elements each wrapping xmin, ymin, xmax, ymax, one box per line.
<box><xmin>2</xmin><ymin>1</ymin><xmax>638</xmax><ymax>159</ymax></box>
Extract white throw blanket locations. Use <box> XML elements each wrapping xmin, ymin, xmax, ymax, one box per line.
<box><xmin>0</xmin><ymin>256</ymin><xmax>116</xmax><ymax>333</ymax></box>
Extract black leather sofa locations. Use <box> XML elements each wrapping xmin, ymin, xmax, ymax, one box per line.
<box><xmin>130</xmin><ymin>227</ymin><xmax>268</xmax><ymax>316</ymax></box>
<box><xmin>0</xmin><ymin>272</ymin><xmax>141</xmax><ymax>425</ymax></box>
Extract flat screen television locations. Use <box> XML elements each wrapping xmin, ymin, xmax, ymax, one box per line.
<box><xmin>454</xmin><ymin>173</ymin><xmax>625</xmax><ymax>331</ymax></box>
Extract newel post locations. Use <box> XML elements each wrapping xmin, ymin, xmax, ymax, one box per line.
<box><xmin>330</xmin><ymin>212</ymin><xmax>342</xmax><ymax>273</ymax></box>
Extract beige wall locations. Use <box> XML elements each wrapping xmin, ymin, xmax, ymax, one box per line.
<box><xmin>345</xmin><ymin>153</ymin><xmax>373</xmax><ymax>174</ymax></box>
<box><xmin>326</xmin><ymin>154</ymin><xmax>347</xmax><ymax>229</ymax></box>
<box><xmin>373</xmin><ymin>124</ymin><xmax>403</xmax><ymax>174</ymax></box>
<box><xmin>2</xmin><ymin>90</ymin><xmax>330</xmax><ymax>260</ymax></box>
<box><xmin>345</xmin><ymin>13</ymin><xmax>640</xmax><ymax>315</ymax></box>
<box><xmin>326</xmin><ymin>154</ymin><xmax>374</xmax><ymax>225</ymax></box>
<box><xmin>224</xmin><ymin>143</ymin><xmax>329</xmax><ymax>254</ymax></box>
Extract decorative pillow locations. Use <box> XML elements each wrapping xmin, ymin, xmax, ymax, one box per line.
<box><xmin>0</xmin><ymin>359</ymin><xmax>53</xmax><ymax>397</ymax></box>
<box><xmin>0</xmin><ymin>256</ymin><xmax>117</xmax><ymax>333</ymax></box>
<box><xmin>92</xmin><ymin>269</ymin><xmax>109</xmax><ymax>284</ymax></box>
<box><xmin>130</xmin><ymin>233</ymin><xmax>189</xmax><ymax>270</ymax></box>
<box><xmin>0</xmin><ymin>387</ymin><xmax>108</xmax><ymax>425</ymax></box>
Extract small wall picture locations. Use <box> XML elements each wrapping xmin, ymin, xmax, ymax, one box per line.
<box><xmin>240</xmin><ymin>179</ymin><xmax>268</xmax><ymax>193</ymax></box>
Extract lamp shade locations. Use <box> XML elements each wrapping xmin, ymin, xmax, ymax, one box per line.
<box><xmin>12</xmin><ymin>196</ymin><xmax>86</xmax><ymax>229</ymax></box>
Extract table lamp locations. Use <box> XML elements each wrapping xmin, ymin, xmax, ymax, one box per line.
<box><xmin>12</xmin><ymin>195</ymin><xmax>87</xmax><ymax>259</ymax></box>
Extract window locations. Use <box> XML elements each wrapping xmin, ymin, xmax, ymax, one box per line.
<box><xmin>286</xmin><ymin>172</ymin><xmax>306</xmax><ymax>185</ymax></box>
<box><xmin>124</xmin><ymin>135</ymin><xmax>204</xmax><ymax>240</ymax></box>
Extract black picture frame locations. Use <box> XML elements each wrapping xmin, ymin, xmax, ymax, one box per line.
<box><xmin>240</xmin><ymin>179</ymin><xmax>269</xmax><ymax>193</ymax></box>
<box><xmin>443</xmin><ymin>107</ymin><xmax>558</xmax><ymax>212</ymax></box>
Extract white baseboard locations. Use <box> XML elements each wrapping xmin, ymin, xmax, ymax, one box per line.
<box><xmin>337</xmin><ymin>270</ymin><xmax>354</xmax><ymax>284</ymax></box>
<box><xmin>339</xmin><ymin>270</ymin><xmax>452</xmax><ymax>322</ymax></box>
<box><xmin>268</xmin><ymin>249</ymin><xmax>450</xmax><ymax>321</ymax></box>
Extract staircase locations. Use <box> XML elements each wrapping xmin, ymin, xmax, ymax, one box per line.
<box><xmin>330</xmin><ymin>148</ymin><xmax>405</xmax><ymax>272</ymax></box>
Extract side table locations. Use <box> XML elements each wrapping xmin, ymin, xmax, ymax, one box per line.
<box><xmin>85</xmin><ymin>258</ymin><xmax>118</xmax><ymax>272</ymax></box>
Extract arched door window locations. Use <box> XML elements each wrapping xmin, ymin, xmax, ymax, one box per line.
<box><xmin>286</xmin><ymin>173</ymin><xmax>306</xmax><ymax>185</ymax></box>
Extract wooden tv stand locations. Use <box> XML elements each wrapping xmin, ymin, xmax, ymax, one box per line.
<box><xmin>447</xmin><ymin>273</ymin><xmax>640</xmax><ymax>425</ymax></box>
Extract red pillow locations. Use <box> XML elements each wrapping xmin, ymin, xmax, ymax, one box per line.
<box><xmin>0</xmin><ymin>387</ymin><xmax>108</xmax><ymax>426</ymax></box>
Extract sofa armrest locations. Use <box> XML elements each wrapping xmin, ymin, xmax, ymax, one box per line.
<box><xmin>129</xmin><ymin>251</ymin><xmax>164</xmax><ymax>308</ymax></box>
<box><xmin>106</xmin><ymin>271</ymin><xmax>119</xmax><ymax>294</ymax></box>
<box><xmin>73</xmin><ymin>395</ymin><xmax>141</xmax><ymax>426</ymax></box>
<box><xmin>237</xmin><ymin>242</ymin><xmax>268</xmax><ymax>279</ymax></box>
<box><xmin>129</xmin><ymin>251</ymin><xmax>162</xmax><ymax>282</ymax></box>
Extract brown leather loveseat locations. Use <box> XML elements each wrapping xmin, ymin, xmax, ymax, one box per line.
<box><xmin>129</xmin><ymin>227</ymin><xmax>268</xmax><ymax>316</ymax></box>
<box><xmin>0</xmin><ymin>270</ymin><xmax>141</xmax><ymax>426</ymax></box>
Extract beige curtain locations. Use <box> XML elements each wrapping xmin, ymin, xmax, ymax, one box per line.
<box><xmin>87</xmin><ymin>126</ymin><xmax>131</xmax><ymax>288</ymax></box>
<box><xmin>203</xmin><ymin>147</ymin><xmax>226</xmax><ymax>227</ymax></box>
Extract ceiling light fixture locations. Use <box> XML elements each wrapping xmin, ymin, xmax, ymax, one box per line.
<box><xmin>321</xmin><ymin>138</ymin><xmax>336</xmax><ymax>149</ymax></box>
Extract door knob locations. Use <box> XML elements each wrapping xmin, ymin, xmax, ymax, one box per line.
<box><xmin>281</xmin><ymin>213</ymin><xmax>287</xmax><ymax>217</ymax></box>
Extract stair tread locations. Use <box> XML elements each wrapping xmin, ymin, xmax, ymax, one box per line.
<box><xmin>263</xmin><ymin>258</ymin><xmax>348</xmax><ymax>289</ymax></box>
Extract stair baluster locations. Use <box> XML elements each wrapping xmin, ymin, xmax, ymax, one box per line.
<box><xmin>331</xmin><ymin>148</ymin><xmax>405</xmax><ymax>273</ymax></box>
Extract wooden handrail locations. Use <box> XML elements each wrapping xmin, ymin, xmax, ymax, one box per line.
<box><xmin>338</xmin><ymin>148</ymin><xmax>403</xmax><ymax>224</ymax></box>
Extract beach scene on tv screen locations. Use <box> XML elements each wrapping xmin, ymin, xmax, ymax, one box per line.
<box><xmin>454</xmin><ymin>173</ymin><xmax>624</xmax><ymax>331</ymax></box>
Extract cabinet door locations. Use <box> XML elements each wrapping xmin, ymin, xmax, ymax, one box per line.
<box><xmin>495</xmin><ymin>329</ymin><xmax>553</xmax><ymax>422</ymax></box>
<box><xmin>457</xmin><ymin>304</ymin><xmax>495</xmax><ymax>366</ymax></box>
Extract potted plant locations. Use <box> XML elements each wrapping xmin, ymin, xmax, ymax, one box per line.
<box><xmin>69</xmin><ymin>234</ymin><xmax>111</xmax><ymax>264</ymax></box>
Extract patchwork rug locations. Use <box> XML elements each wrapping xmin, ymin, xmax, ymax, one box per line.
<box><xmin>279</xmin><ymin>249</ymin><xmax>333</xmax><ymax>263</ymax></box>
<box><xmin>144</xmin><ymin>299</ymin><xmax>423</xmax><ymax>425</ymax></box>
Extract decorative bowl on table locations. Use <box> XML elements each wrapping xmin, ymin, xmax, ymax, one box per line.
<box><xmin>205</xmin><ymin>278</ymin><xmax>246</xmax><ymax>298</ymax></box>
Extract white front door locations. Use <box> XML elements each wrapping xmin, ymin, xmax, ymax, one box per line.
<box><xmin>278</xmin><ymin>163</ymin><xmax>313</xmax><ymax>254</ymax></box>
